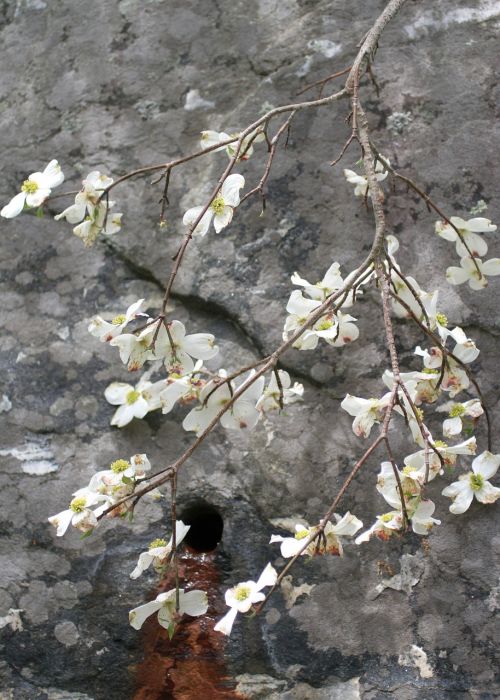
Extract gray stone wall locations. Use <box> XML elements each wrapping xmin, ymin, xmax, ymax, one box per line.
<box><xmin>0</xmin><ymin>1</ymin><xmax>499</xmax><ymax>698</ymax></box>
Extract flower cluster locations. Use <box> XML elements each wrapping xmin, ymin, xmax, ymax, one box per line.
<box><xmin>283</xmin><ymin>262</ymin><xmax>362</xmax><ymax>350</ymax></box>
<box><xmin>270</xmin><ymin>512</ymin><xmax>363</xmax><ymax>558</ymax></box>
<box><xmin>48</xmin><ymin>454</ymin><xmax>152</xmax><ymax>536</ymax></box>
<box><xmin>55</xmin><ymin>170</ymin><xmax>122</xmax><ymax>246</ymax></box>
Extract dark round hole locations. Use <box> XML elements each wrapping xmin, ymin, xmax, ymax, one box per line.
<box><xmin>179</xmin><ymin>502</ymin><xmax>223</xmax><ymax>553</ymax></box>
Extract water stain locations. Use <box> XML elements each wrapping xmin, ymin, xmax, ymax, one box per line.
<box><xmin>132</xmin><ymin>548</ymin><xmax>246</xmax><ymax>700</ymax></box>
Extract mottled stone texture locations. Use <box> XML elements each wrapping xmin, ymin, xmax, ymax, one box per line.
<box><xmin>1</xmin><ymin>0</ymin><xmax>499</xmax><ymax>698</ymax></box>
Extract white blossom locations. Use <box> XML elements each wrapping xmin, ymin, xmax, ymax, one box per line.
<box><xmin>446</xmin><ymin>256</ymin><xmax>500</xmax><ymax>290</ymax></box>
<box><xmin>341</xmin><ymin>392</ymin><xmax>393</xmax><ymax>438</ymax></box>
<box><xmin>130</xmin><ymin>521</ymin><xmax>191</xmax><ymax>579</ymax></box>
<box><xmin>48</xmin><ymin>489</ymin><xmax>110</xmax><ymax>537</ymax></box>
<box><xmin>435</xmin><ymin>216</ymin><xmax>496</xmax><ymax>258</ymax></box>
<box><xmin>214</xmin><ymin>563</ymin><xmax>277</xmax><ymax>636</ymax></box>
<box><xmin>344</xmin><ymin>157</ymin><xmax>389</xmax><ymax>198</ymax></box>
<box><xmin>283</xmin><ymin>291</ymin><xmax>359</xmax><ymax>350</ymax></box>
<box><xmin>355</xmin><ymin>511</ymin><xmax>403</xmax><ymax>544</ymax></box>
<box><xmin>148</xmin><ymin>360</ymin><xmax>205</xmax><ymax>414</ymax></box>
<box><xmin>55</xmin><ymin>171</ymin><xmax>122</xmax><ymax>246</ymax></box>
<box><xmin>270</xmin><ymin>512</ymin><xmax>363</xmax><ymax>558</ymax></box>
<box><xmin>149</xmin><ymin>320</ymin><xmax>218</xmax><ymax>374</ymax></box>
<box><xmin>183</xmin><ymin>371</ymin><xmax>265</xmax><ymax>436</ymax></box>
<box><xmin>129</xmin><ymin>588</ymin><xmax>208</xmax><ymax>636</ymax></box>
<box><xmin>183</xmin><ymin>173</ymin><xmax>244</xmax><ymax>237</ymax></box>
<box><xmin>1</xmin><ymin>160</ymin><xmax>64</xmax><ymax>218</ymax></box>
<box><xmin>410</xmin><ymin>500</ymin><xmax>441</xmax><ymax>535</ymax></box>
<box><xmin>256</xmin><ymin>370</ymin><xmax>303</xmax><ymax>413</ymax></box>
<box><xmin>200</xmin><ymin>129</ymin><xmax>264</xmax><ymax>160</ymax></box>
<box><xmin>436</xmin><ymin>399</ymin><xmax>483</xmax><ymax>437</ymax></box>
<box><xmin>442</xmin><ymin>451</ymin><xmax>500</xmax><ymax>514</ymax></box>
<box><xmin>88</xmin><ymin>299</ymin><xmax>146</xmax><ymax>344</ymax></box>
<box><xmin>403</xmin><ymin>437</ymin><xmax>477</xmax><ymax>483</ymax></box>
<box><xmin>104</xmin><ymin>376</ymin><xmax>161</xmax><ymax>427</ymax></box>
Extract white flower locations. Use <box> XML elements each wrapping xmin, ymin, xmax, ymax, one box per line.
<box><xmin>344</xmin><ymin>157</ymin><xmax>389</xmax><ymax>198</ymax></box>
<box><xmin>403</xmin><ymin>437</ymin><xmax>477</xmax><ymax>483</ymax></box>
<box><xmin>376</xmin><ymin>461</ymin><xmax>421</xmax><ymax>510</ymax></box>
<box><xmin>214</xmin><ymin>563</ymin><xmax>277</xmax><ymax>636</ymax></box>
<box><xmin>390</xmin><ymin>272</ymin><xmax>439</xmax><ymax>326</ymax></box>
<box><xmin>88</xmin><ymin>299</ymin><xmax>146</xmax><ymax>343</ymax></box>
<box><xmin>151</xmin><ymin>320</ymin><xmax>218</xmax><ymax>374</ymax></box>
<box><xmin>55</xmin><ymin>171</ymin><xmax>122</xmax><ymax>247</ymax></box>
<box><xmin>200</xmin><ymin>129</ymin><xmax>264</xmax><ymax>160</ymax></box>
<box><xmin>435</xmin><ymin>216</ymin><xmax>496</xmax><ymax>258</ymax></box>
<box><xmin>1</xmin><ymin>160</ymin><xmax>64</xmax><ymax>218</ymax></box>
<box><xmin>446</xmin><ymin>256</ymin><xmax>500</xmax><ymax>290</ymax></box>
<box><xmin>341</xmin><ymin>392</ymin><xmax>393</xmax><ymax>438</ymax></box>
<box><xmin>129</xmin><ymin>588</ymin><xmax>208</xmax><ymax>636</ymax></box>
<box><xmin>130</xmin><ymin>521</ymin><xmax>191</xmax><ymax>579</ymax></box>
<box><xmin>442</xmin><ymin>451</ymin><xmax>500</xmax><ymax>514</ymax></box>
<box><xmin>104</xmin><ymin>376</ymin><xmax>160</xmax><ymax>427</ymax></box>
<box><xmin>283</xmin><ymin>291</ymin><xmax>359</xmax><ymax>351</ymax></box>
<box><xmin>256</xmin><ymin>370</ymin><xmax>303</xmax><ymax>413</ymax></box>
<box><xmin>270</xmin><ymin>512</ymin><xmax>363</xmax><ymax>558</ymax></box>
<box><xmin>182</xmin><ymin>173</ymin><xmax>245</xmax><ymax>237</ymax></box>
<box><xmin>145</xmin><ymin>360</ymin><xmax>206</xmax><ymax>414</ymax></box>
<box><xmin>183</xmin><ymin>371</ymin><xmax>265</xmax><ymax>436</ymax></box>
<box><xmin>109</xmin><ymin>326</ymin><xmax>156</xmax><ymax>372</ymax></box>
<box><xmin>414</xmin><ymin>346</ymin><xmax>472</xmax><ymax>398</ymax></box>
<box><xmin>89</xmin><ymin>455</ymin><xmax>152</xmax><ymax>489</ymax></box>
<box><xmin>355</xmin><ymin>511</ymin><xmax>403</xmax><ymax>544</ymax></box>
<box><xmin>48</xmin><ymin>489</ymin><xmax>110</xmax><ymax>537</ymax></box>
<box><xmin>410</xmin><ymin>500</ymin><xmax>441</xmax><ymax>535</ymax></box>
<box><xmin>290</xmin><ymin>262</ymin><xmax>355</xmax><ymax>304</ymax></box>
<box><xmin>436</xmin><ymin>399</ymin><xmax>483</xmax><ymax>437</ymax></box>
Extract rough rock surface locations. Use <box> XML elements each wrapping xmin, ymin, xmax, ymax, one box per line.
<box><xmin>1</xmin><ymin>1</ymin><xmax>499</xmax><ymax>698</ymax></box>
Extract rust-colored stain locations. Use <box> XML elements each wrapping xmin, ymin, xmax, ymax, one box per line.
<box><xmin>132</xmin><ymin>549</ymin><xmax>247</xmax><ymax>700</ymax></box>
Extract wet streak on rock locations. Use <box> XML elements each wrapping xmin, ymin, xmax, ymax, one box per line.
<box><xmin>133</xmin><ymin>549</ymin><xmax>245</xmax><ymax>700</ymax></box>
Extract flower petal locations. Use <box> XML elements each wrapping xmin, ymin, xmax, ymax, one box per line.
<box><xmin>104</xmin><ymin>382</ymin><xmax>133</xmax><ymax>405</ymax></box>
<box><xmin>255</xmin><ymin>563</ymin><xmax>278</xmax><ymax>591</ymax></box>
<box><xmin>214</xmin><ymin>607</ymin><xmax>238</xmax><ymax>635</ymax></box>
<box><xmin>221</xmin><ymin>174</ymin><xmax>244</xmax><ymax>207</ymax></box>
<box><xmin>42</xmin><ymin>159</ymin><xmax>65</xmax><ymax>188</ymax></box>
<box><xmin>129</xmin><ymin>600</ymin><xmax>164</xmax><ymax>630</ymax></box>
<box><xmin>180</xmin><ymin>590</ymin><xmax>209</xmax><ymax>617</ymax></box>
<box><xmin>213</xmin><ymin>205</ymin><xmax>233</xmax><ymax>233</ymax></box>
<box><xmin>472</xmin><ymin>451</ymin><xmax>500</xmax><ymax>480</ymax></box>
<box><xmin>1</xmin><ymin>191</ymin><xmax>26</xmax><ymax>218</ymax></box>
<box><xmin>183</xmin><ymin>206</ymin><xmax>212</xmax><ymax>238</ymax></box>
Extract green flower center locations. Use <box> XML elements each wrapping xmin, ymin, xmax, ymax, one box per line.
<box><xmin>234</xmin><ymin>585</ymin><xmax>251</xmax><ymax>602</ymax></box>
<box><xmin>422</xmin><ymin>368</ymin><xmax>439</xmax><ymax>375</ymax></box>
<box><xmin>149</xmin><ymin>538</ymin><xmax>167</xmax><ymax>549</ymax></box>
<box><xmin>469</xmin><ymin>472</ymin><xmax>484</xmax><ymax>491</ymax></box>
<box><xmin>294</xmin><ymin>528</ymin><xmax>310</xmax><ymax>540</ymax></box>
<box><xmin>21</xmin><ymin>179</ymin><xmax>39</xmax><ymax>194</ymax></box>
<box><xmin>449</xmin><ymin>403</ymin><xmax>465</xmax><ymax>418</ymax></box>
<box><xmin>316</xmin><ymin>319</ymin><xmax>334</xmax><ymax>331</ymax></box>
<box><xmin>70</xmin><ymin>497</ymin><xmax>87</xmax><ymax>513</ymax></box>
<box><xmin>110</xmin><ymin>459</ymin><xmax>130</xmax><ymax>473</ymax></box>
<box><xmin>380</xmin><ymin>513</ymin><xmax>394</xmax><ymax>523</ymax></box>
<box><xmin>415</xmin><ymin>408</ymin><xmax>424</xmax><ymax>421</ymax></box>
<box><xmin>436</xmin><ymin>312</ymin><xmax>448</xmax><ymax>327</ymax></box>
<box><xmin>434</xmin><ymin>440</ymin><xmax>448</xmax><ymax>449</ymax></box>
<box><xmin>112</xmin><ymin>314</ymin><xmax>126</xmax><ymax>325</ymax></box>
<box><xmin>126</xmin><ymin>390</ymin><xmax>140</xmax><ymax>405</ymax></box>
<box><xmin>210</xmin><ymin>194</ymin><xmax>226</xmax><ymax>215</ymax></box>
